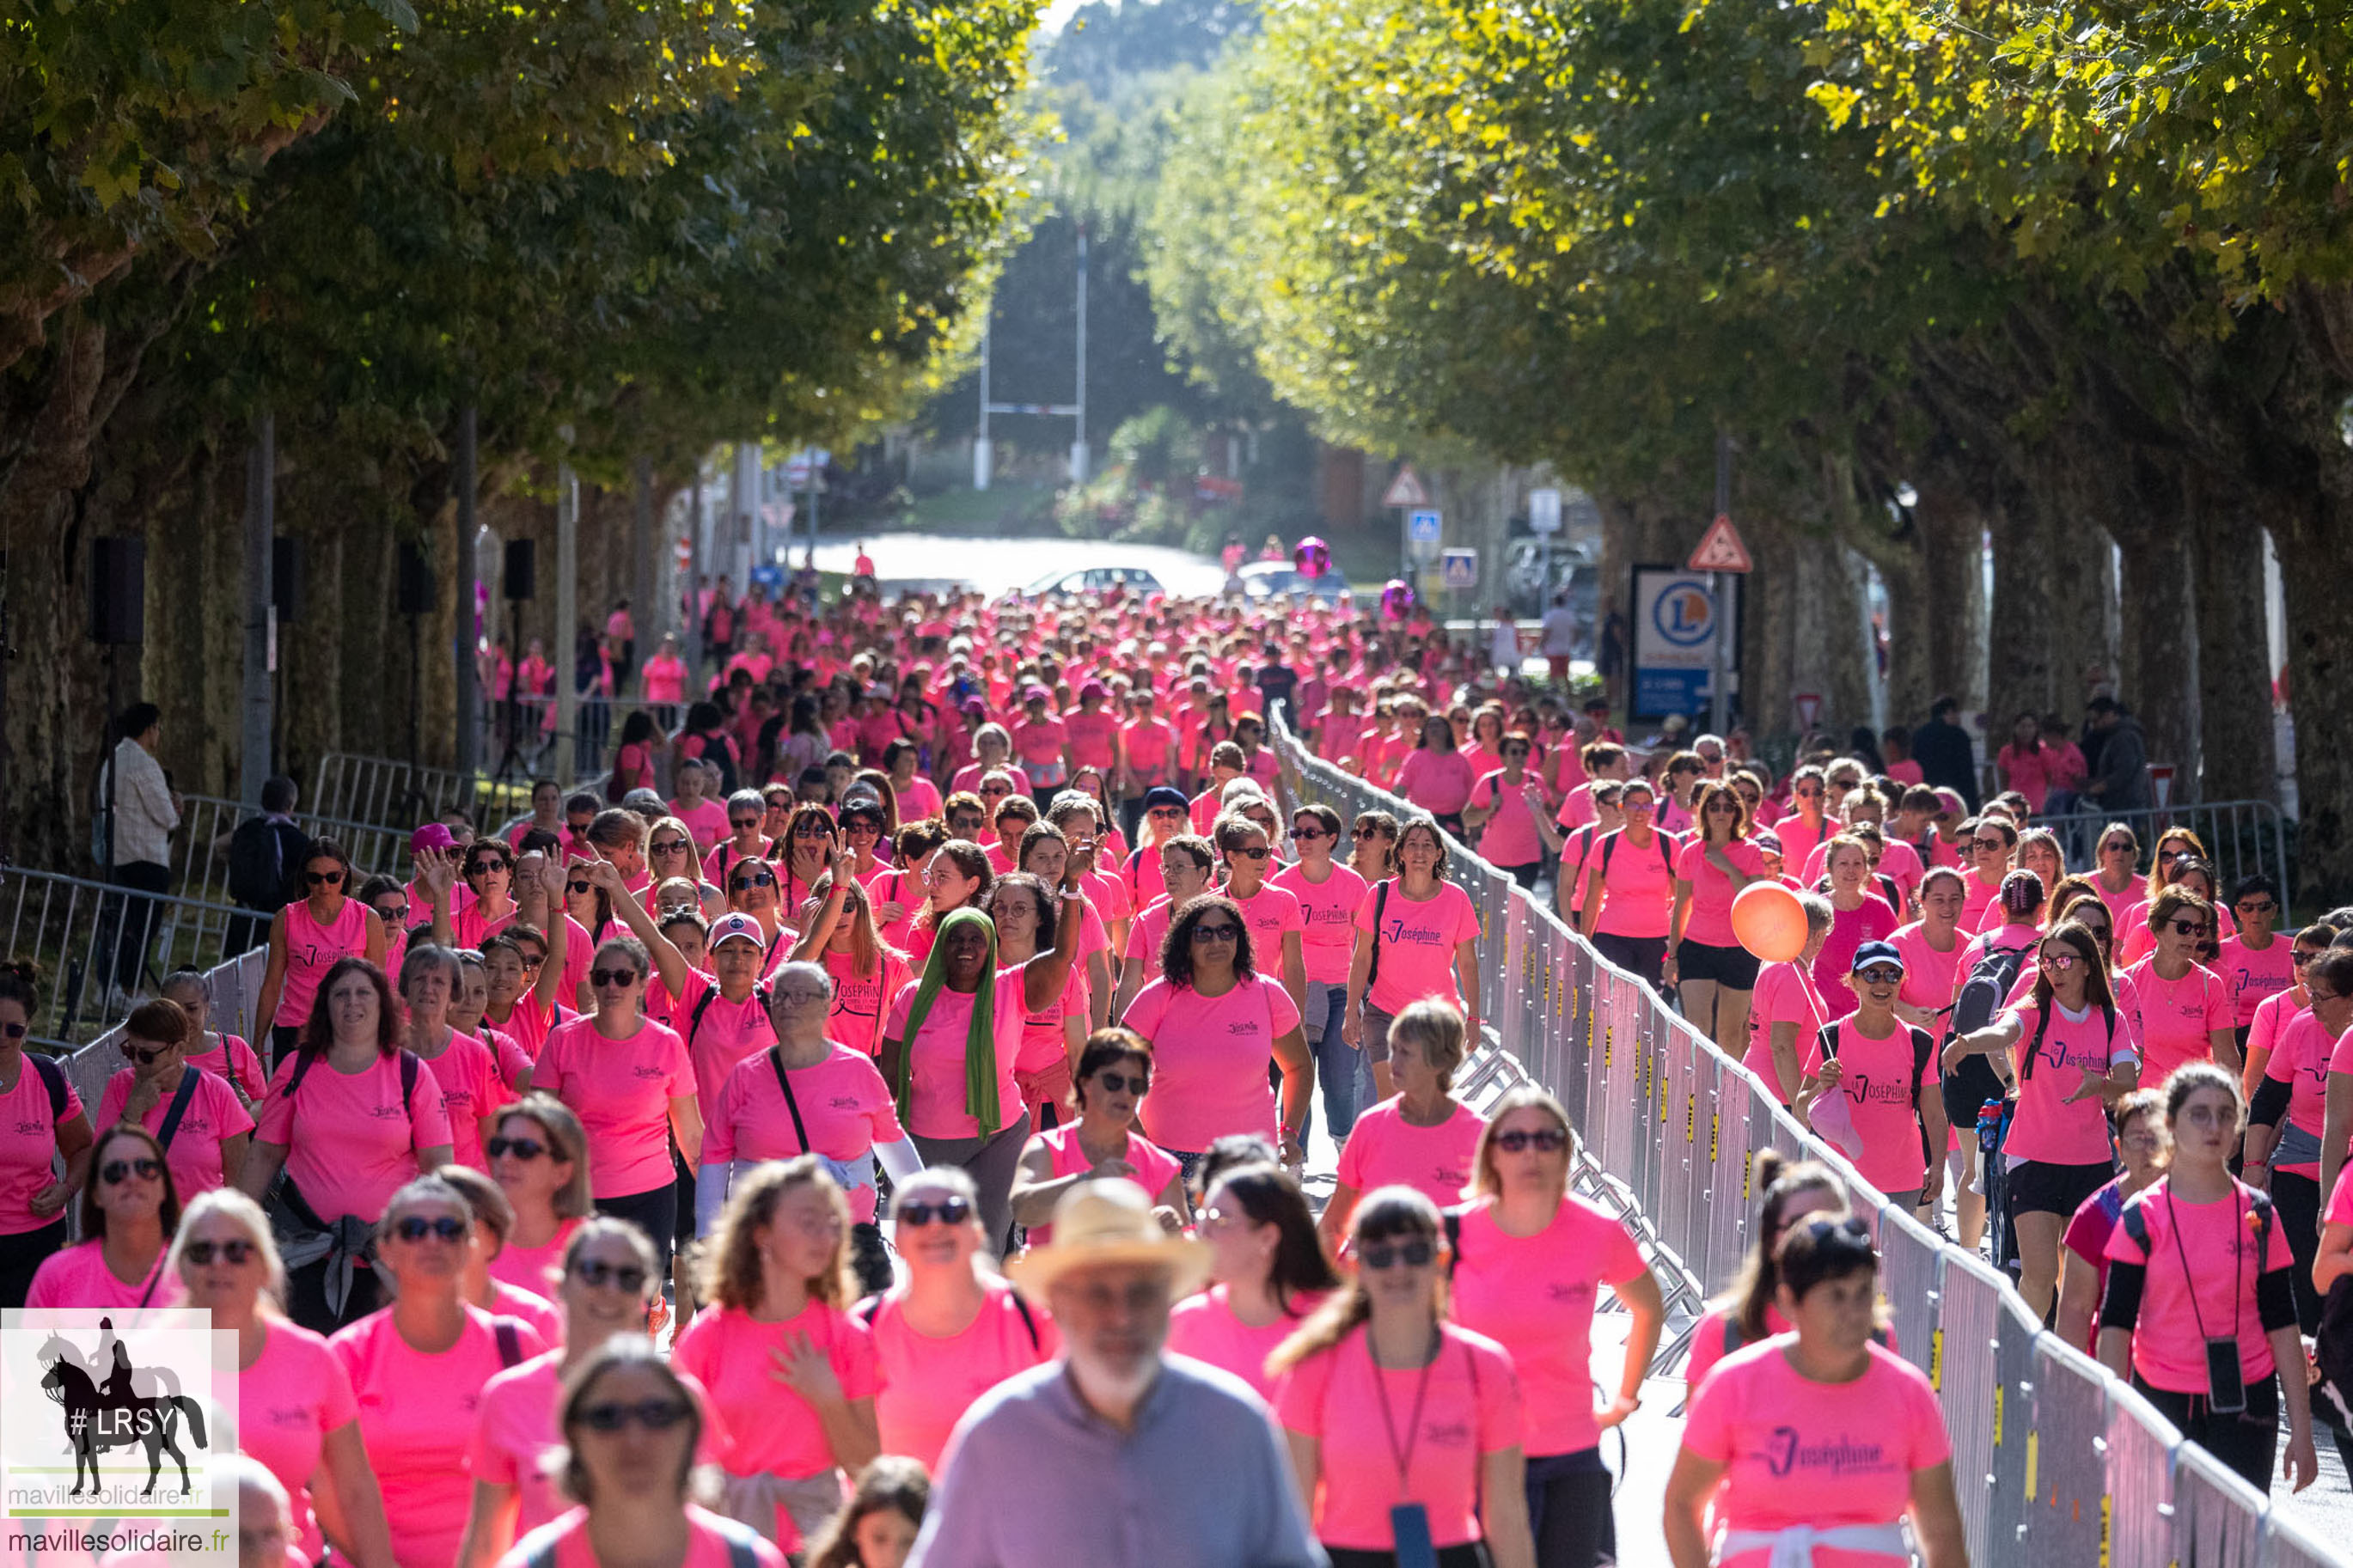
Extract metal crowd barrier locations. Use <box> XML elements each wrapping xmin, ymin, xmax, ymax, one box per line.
<box><xmin>1268</xmin><ymin>715</ymin><xmax>2344</xmax><ymax>1567</ymax></box>
<box><xmin>173</xmin><ymin>792</ymin><xmax>413</xmax><ymax>899</ymax></box>
<box><xmin>311</xmin><ymin>753</ymin><xmax>538</xmax><ymax>832</ymax></box>
<box><xmin>0</xmin><ymin>865</ymin><xmax>266</xmax><ymax>1050</ymax></box>
<box><xmin>2036</xmin><ymin>797</ymin><xmax>2292</xmax><ymax>918</ymax></box>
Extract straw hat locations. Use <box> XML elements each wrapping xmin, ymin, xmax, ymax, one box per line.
<box><xmin>1005</xmin><ymin>1180</ymin><xmax>1212</xmax><ymax>1297</ymax></box>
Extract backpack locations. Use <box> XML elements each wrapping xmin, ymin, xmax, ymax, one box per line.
<box><xmin>1940</xmin><ymin>939</ymin><xmax>2036</xmax><ymax>1128</ymax></box>
<box><xmin>26</xmin><ymin>1052</ymin><xmax>67</xmax><ymax>1122</ymax></box>
<box><xmin>284</xmin><ymin>1048</ymin><xmax>424</xmax><ymax>1126</ymax></box>
<box><xmin>2020</xmin><ymin>1001</ymin><xmax>2118</xmax><ymax>1083</ymax></box>
<box><xmin>857</xmin><ymin>1285</ymin><xmax>1042</xmax><ymax>1352</ymax></box>
<box><xmin>687</xmin><ymin>981</ymin><xmax>773</xmax><ymax>1058</ymax></box>
<box><xmin>1598</xmin><ymin>828</ymin><xmax>1675</xmax><ymax>882</ymax></box>
<box><xmin>228</xmin><ymin>819</ymin><xmax>306</xmax><ymax>911</ymax></box>
<box><xmin>2120</xmin><ymin>1187</ymin><xmax>2273</xmax><ymax>1297</ymax></box>
<box><xmin>1818</xmin><ymin>1021</ymin><xmax>1937</xmax><ymax>1109</ymax></box>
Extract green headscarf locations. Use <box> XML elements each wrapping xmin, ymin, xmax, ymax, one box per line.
<box><xmin>891</xmin><ymin>906</ymin><xmax>1005</xmax><ymax>1138</ymax></box>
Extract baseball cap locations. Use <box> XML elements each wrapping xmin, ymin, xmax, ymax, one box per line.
<box><xmin>1023</xmin><ymin>683</ymin><xmax>1049</xmax><ymax>703</ymax></box>
<box><xmin>1849</xmin><ymin>940</ymin><xmax>1905</xmax><ymax>975</ymax></box>
<box><xmin>410</xmin><ymin>823</ymin><xmax>457</xmax><ymax>855</ymax></box>
<box><xmin>709</xmin><ymin>913</ymin><xmax>766</xmax><ymax>951</ymax></box>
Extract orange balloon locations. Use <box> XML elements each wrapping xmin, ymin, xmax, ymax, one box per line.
<box><xmin>1731</xmin><ymin>882</ymin><xmax>1808</xmax><ymax>963</ymax></box>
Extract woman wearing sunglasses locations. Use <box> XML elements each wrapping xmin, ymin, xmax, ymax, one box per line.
<box><xmin>27</xmin><ymin>1122</ymin><xmax>183</xmax><ymax>1309</ymax></box>
<box><xmin>1682</xmin><ymin>1152</ymin><xmax>1852</xmax><ymax>1393</ymax></box>
<box><xmin>1794</xmin><ymin>943</ymin><xmax>1947</xmax><ymax>1222</ymax></box>
<box><xmin>485</xmin><ymin>1096</ymin><xmax>594</xmax><ymax>1297</ymax></box>
<box><xmin>173</xmin><ymin>1188</ymin><xmax>397</xmax><ymax>1568</ymax></box>
<box><xmin>1667</xmin><ymin>780</ymin><xmax>1767</xmax><ymax>1056</ymax></box>
<box><xmin>2218</xmin><ymin>875</ymin><xmax>2294</xmax><ymax>1057</ymax></box>
<box><xmin>1269</xmin><ymin>1185</ymin><xmax>1536</xmax><ymax>1568</ymax></box>
<box><xmin>1126</xmin><ymin>894</ymin><xmax>1312</xmax><ymax>1181</ymax></box>
<box><xmin>1574</xmin><ymin>779</ymin><xmax>1678</xmax><ymax>993</ymax></box>
<box><xmin>1462</xmin><ymin>731</ymin><xmax>1562</xmax><ymax>893</ymax></box>
<box><xmin>1949</xmin><ymin>918</ymin><xmax>2138</xmax><ymax>1319</ymax></box>
<box><xmin>674</xmin><ymin>1157</ymin><xmax>881</xmax><ymax>1553</ymax></box>
<box><xmin>162</xmin><ymin>967</ymin><xmax>269</xmax><ymax>1104</ymax></box>
<box><xmin>239</xmin><ymin>957</ymin><xmax>455</xmax><ymax>1331</ymax></box>
<box><xmin>436</xmin><ymin>1162</ymin><xmax>565</xmax><ymax>1345</ymax></box>
<box><xmin>1275</xmin><ymin>803</ymin><xmax>1373</xmax><ymax>1144</ymax></box>
<box><xmin>1395</xmin><ymin>714</ymin><xmax>1478</xmax><ymax>839</ymax></box>
<box><xmin>1666</xmin><ymin>1217</ymin><xmax>1965</xmax><ymax>1568</ymax></box>
<box><xmin>458</xmin><ymin>1219</ymin><xmax>681</xmax><ymax>1568</ymax></box>
<box><xmin>2242</xmin><ymin>923</ymin><xmax>2338</xmax><ymax>1097</ymax></box>
<box><xmin>773</xmin><ymin>805</ymin><xmax>840</xmax><ymax>928</ymax></box>
<box><xmin>1954</xmin><ymin>816</ymin><xmax>2014</xmax><ymax>933</ymax></box>
<box><xmin>2123</xmin><ymin>887</ymin><xmax>2240</xmax><ymax>1087</ymax></box>
<box><xmin>864</xmin><ymin>1167</ymin><xmax>1060</xmax><ymax>1473</ymax></box>
<box><xmin>1012</xmin><ymin>1028</ymin><xmax>1189</xmax><ymax>1242</ymax></box>
<box><xmin>2099</xmin><ymin>1065</ymin><xmax>2317</xmax><ymax>1495</ymax></box>
<box><xmin>255</xmin><ymin>839</ymin><xmax>386</xmax><ymax>1065</ymax></box>
<box><xmin>431</xmin><ymin>841</ymin><xmax>520</xmax><ymax>950</ymax></box>
<box><xmin>644</xmin><ymin>816</ymin><xmax>722</xmax><ymax>918</ymax></box>
<box><xmin>327</xmin><ymin>1174</ymin><xmax>548</xmax><ymax>1568</ymax></box>
<box><xmin>1448</xmin><ymin>1087</ymin><xmax>1661</xmax><ymax>1567</ymax></box>
<box><xmin>503</xmin><ymin>1338</ymin><xmax>785</xmax><ymax>1568</ymax></box>
<box><xmin>1348</xmin><ymin>819</ymin><xmax>1482</xmax><ymax>1104</ymax></box>
<box><xmin>93</xmin><ymin>997</ymin><xmax>251</xmax><ymax>1200</ymax></box>
<box><xmin>703</xmin><ymin>790</ymin><xmax>775</xmax><ymax>889</ymax></box>
<box><xmin>535</xmin><ymin>924</ymin><xmax>700</xmax><ymax>1280</ymax></box>
<box><xmin>2116</xmin><ymin>838</ymin><xmax>2238</xmax><ymax>965</ymax></box>
<box><xmin>1349</xmin><ymin>809</ymin><xmax>1401</xmax><ymax>884</ymax></box>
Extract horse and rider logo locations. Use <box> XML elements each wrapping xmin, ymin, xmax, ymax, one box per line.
<box><xmin>34</xmin><ymin>1316</ymin><xmax>210</xmax><ymax>1496</ymax></box>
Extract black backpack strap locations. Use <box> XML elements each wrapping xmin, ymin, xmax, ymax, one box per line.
<box><xmin>1722</xmin><ymin>1315</ymin><xmax>1743</xmax><ymax>1357</ymax></box>
<box><xmin>767</xmin><ymin>1045</ymin><xmax>813</xmax><ymax>1153</ymax></box>
<box><xmin>1598</xmin><ymin>830</ymin><xmax>1618</xmax><ymax>879</ymax></box>
<box><xmin>1910</xmin><ymin>1028</ymin><xmax>1934</xmax><ymax>1106</ymax></box>
<box><xmin>155</xmin><ymin>1066</ymin><xmax>201</xmax><ymax>1151</ymax></box>
<box><xmin>2251</xmin><ymin>1189</ymin><xmax>2276</xmax><ymax>1258</ymax></box>
<box><xmin>398</xmin><ymin>1050</ymin><xmax>421</xmax><ymax>1121</ymax></box>
<box><xmin>495</xmin><ymin>1317</ymin><xmax>523</xmax><ymax>1369</ymax></box>
<box><xmin>1441</xmin><ymin>1207</ymin><xmax>1464</xmax><ymax>1280</ymax></box>
<box><xmin>2022</xmin><ymin>1007</ymin><xmax>2053</xmax><ymax>1083</ymax></box>
<box><xmin>1008</xmin><ymin>1287</ymin><xmax>1041</xmax><ymax>1352</ymax></box>
<box><xmin>2120</xmin><ymin>1196</ymin><xmax>2150</xmax><ymax>1253</ymax></box>
<box><xmin>1366</xmin><ymin>880</ymin><xmax>1392</xmax><ymax>994</ymax></box>
<box><xmin>29</xmin><ymin>1053</ymin><xmax>67</xmax><ymax>1122</ymax></box>
<box><xmin>687</xmin><ymin>982</ymin><xmax>724</xmax><ymax>1053</ymax></box>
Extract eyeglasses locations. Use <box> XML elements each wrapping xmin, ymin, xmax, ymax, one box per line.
<box><xmin>124</xmin><ymin>1042</ymin><xmax>175</xmax><ymax>1065</ymax></box>
<box><xmin>393</xmin><ymin>1215</ymin><xmax>468</xmax><ymax>1244</ymax></box>
<box><xmin>181</xmin><ymin>1239</ymin><xmax>257</xmax><ymax>1266</ymax></box>
<box><xmin>572</xmin><ymin>1258</ymin><xmax>650</xmax><ymax>1293</ymax></box>
<box><xmin>568</xmin><ymin>817</ymin><xmax>596</xmax><ymax>831</ymax></box>
<box><xmin>732</xmin><ymin>870</ymin><xmax>776</xmax><ymax>888</ymax></box>
<box><xmin>2295</xmin><ymin>951</ymin><xmax>2323</xmax><ymax>967</ymax></box>
<box><xmin>1352</xmin><ymin>827</ymin><xmax>1383</xmax><ymax>839</ymax></box>
<box><xmin>651</xmin><ymin>839</ymin><xmax>690</xmax><ymax>855</ymax></box>
<box><xmin>1190</xmin><ymin>924</ymin><xmax>1241</xmax><ymax>943</ymax></box>
<box><xmin>590</xmin><ymin>968</ymin><xmax>641</xmax><ymax>988</ymax></box>
<box><xmin>1360</xmin><ymin>1239</ymin><xmax>1436</xmax><ymax>1271</ymax></box>
<box><xmin>100</xmin><ymin>1157</ymin><xmax>163</xmax><ymax>1185</ymax></box>
<box><xmin>2100</xmin><ymin>840</ymin><xmax>2134</xmax><ymax>855</ymax></box>
<box><xmin>1231</xmin><ymin>846</ymin><xmax>1270</xmax><ymax>861</ymax></box>
<box><xmin>486</xmin><ymin>1136</ymin><xmax>549</xmax><ymax>1161</ymax></box>
<box><xmin>950</xmin><ymin>817</ymin><xmax>986</xmax><ymax>834</ymax></box>
<box><xmin>2165</xmin><ymin>918</ymin><xmax>2208</xmax><ymax>937</ymax></box>
<box><xmin>305</xmin><ymin>869</ymin><xmax>345</xmax><ymax>886</ymax></box>
<box><xmin>895</xmin><ymin>1196</ymin><xmax>973</xmax><ymax>1228</ymax></box>
<box><xmin>843</xmin><ymin>821</ymin><xmax>881</xmax><ymax>835</ymax></box>
<box><xmin>577</xmin><ymin>1400</ymin><xmax>693</xmax><ymax>1434</ymax></box>
<box><xmin>2238</xmin><ymin>900</ymin><xmax>2277</xmax><ymax>915</ymax></box>
<box><xmin>1094</xmin><ymin>1070</ymin><xmax>1151</xmax><ymax>1095</ymax></box>
<box><xmin>2118</xmin><ymin>1131</ymin><xmax>2165</xmax><ymax>1152</ymax></box>
<box><xmin>1856</xmin><ymin>967</ymin><xmax>1903</xmax><ymax>985</ymax></box>
<box><xmin>2038</xmin><ymin>951</ymin><xmax>2081</xmax><ymax>971</ymax></box>
<box><xmin>1494</xmin><ymin>1127</ymin><xmax>1568</xmax><ymax>1154</ymax></box>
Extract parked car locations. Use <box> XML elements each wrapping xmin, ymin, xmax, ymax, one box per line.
<box><xmin>1024</xmin><ymin>564</ymin><xmax>1168</xmax><ymax>598</ymax></box>
<box><xmin>1237</xmin><ymin>560</ymin><xmax>1353</xmax><ymax>604</ymax></box>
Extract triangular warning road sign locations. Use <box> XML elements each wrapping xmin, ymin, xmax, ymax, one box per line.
<box><xmin>1381</xmin><ymin>464</ymin><xmax>1430</xmax><ymax>509</ymax></box>
<box><xmin>1687</xmin><ymin>513</ymin><xmax>1753</xmax><ymax>574</ymax></box>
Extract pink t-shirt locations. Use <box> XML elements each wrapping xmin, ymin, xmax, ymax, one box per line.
<box><xmin>95</xmin><ymin>1066</ymin><xmax>254</xmax><ymax>1197</ymax></box>
<box><xmin>883</xmin><ymin>961</ymin><xmax>1036</xmax><ymax>1140</ymax></box>
<box><xmin>413</xmin><ymin>1032</ymin><xmax>515</xmax><ymax>1171</ymax></box>
<box><xmin>1166</xmin><ymin>1285</ymin><xmax>1329</xmax><ymax>1401</ymax></box>
<box><xmin>1468</xmin><ymin>770</ymin><xmax>1544</xmax><ymax>867</ymax></box>
<box><xmin>1447</xmin><ymin>1193</ymin><xmax>1645</xmax><ymax>1455</ymax></box>
<box><xmin>1228</xmin><ymin>882</ymin><xmax>1305</xmax><ymax>976</ymax></box>
<box><xmin>1958</xmin><ymin>871</ymin><xmax>2003</xmax><ymax>934</ymax></box>
<box><xmin>254</xmin><ymin>1050</ymin><xmax>454</xmax><ymax>1223</ymax></box>
<box><xmin>1334</xmin><ymin>1096</ymin><xmax>1487</xmax><ymax>1207</ymax></box>
<box><xmin>1887</xmin><ymin>920</ymin><xmax>1967</xmax><ymax>1022</ymax></box>
<box><xmin>1275</xmin><ymin>1324</ymin><xmax>1521</xmax><ymax>1551</ymax></box>
<box><xmin>1812</xmin><ymin>895</ymin><xmax>1900</xmax><ymax>1017</ymax></box>
<box><xmin>866</xmin><ymin>1278</ymin><xmax>1060</xmax><ymax>1471</ymax></box>
<box><xmin>668</xmin><ymin>798</ymin><xmax>730</xmax><ymax>851</ymax></box>
<box><xmin>2219</xmin><ymin>937</ymin><xmax>2296</xmax><ymax>1029</ymax></box>
<box><xmin>495</xmin><ymin>1505</ymin><xmax>786</xmax><ymax>1568</ymax></box>
<box><xmin>490</xmin><ymin>1218</ymin><xmax>581</xmax><ymax>1298</ymax></box>
<box><xmin>1395</xmin><ymin>749</ymin><xmax>1479</xmax><ymax>815</ymax></box>
<box><xmin>1745</xmin><ymin>962</ymin><xmax>1828</xmax><ymax>1103</ymax></box>
<box><xmin>329</xmin><ymin>1305</ymin><xmax>549</xmax><ymax>1568</ymax></box>
<box><xmin>2264</xmin><ymin>1010</ymin><xmax>2343</xmax><ymax>1174</ymax></box>
<box><xmin>643</xmin><ymin>654</ymin><xmax>688</xmax><ymax>705</ymax></box>
<box><xmin>25</xmin><ymin>1240</ymin><xmax>181</xmax><ymax>1311</ymax></box>
<box><xmin>1804</xmin><ymin>1020</ymin><xmax>1937</xmax><ymax>1194</ymax></box>
<box><xmin>2004</xmin><ymin>1003</ymin><xmax>2135</xmax><ymax>1165</ymax></box>
<box><xmin>668</xmin><ymin>970</ymin><xmax>781</xmax><ymax>1123</ymax></box>
<box><xmin>671</xmin><ymin>1302</ymin><xmax>881</xmax><ymax>1485</ymax></box>
<box><xmin>186</xmin><ymin>1033</ymin><xmax>268</xmax><ymax>1101</ymax></box>
<box><xmin>1272</xmin><ymin>863</ymin><xmax>1370</xmax><ymax>985</ymax></box>
<box><xmin>278</xmin><ymin>897</ymin><xmax>371</xmax><ymax>1027</ymax></box>
<box><xmin>1354</xmin><ymin>880</ymin><xmax>1482</xmax><ymax>1016</ymax></box>
<box><xmin>1771</xmin><ymin>812</ymin><xmax>1833</xmax><ymax>872</ymax></box>
<box><xmin>1124</xmin><ymin>896</ymin><xmax>1177</xmax><ymax>971</ymax></box>
<box><xmin>1121</xmin><ymin>975</ymin><xmax>1302</xmax><ymax>1152</ymax></box>
<box><xmin>822</xmin><ymin>949</ymin><xmax>906</xmax><ymax>1062</ymax></box>
<box><xmin>1586</xmin><ymin>829</ymin><xmax>1679</xmax><ymax>939</ymax></box>
<box><xmin>239</xmin><ymin>1321</ymin><xmax>360</xmax><ymax>1561</ymax></box>
<box><xmin>1682</xmin><ymin>1339</ymin><xmax>1951</xmax><ymax>1567</ymax></box>
<box><xmin>464</xmin><ymin>1352</ymin><xmax>569</xmax><ymax>1537</ymax></box>
<box><xmin>534</xmin><ymin>1016</ymin><xmax>694</xmax><ymax>1199</ymax></box>
<box><xmin>1673</xmin><ymin>839</ymin><xmax>1769</xmax><ymax>948</ymax></box>
<box><xmin>704</xmin><ymin>1045</ymin><xmax>903</xmax><ymax>1223</ymax></box>
<box><xmin>1065</xmin><ymin>708</ymin><xmax>1121</xmax><ymax>770</ymax></box>
<box><xmin>1014</xmin><ymin>964</ymin><xmax>1091</xmax><ymax>1075</ymax></box>
<box><xmin>2123</xmin><ymin>958</ymin><xmax>2233</xmax><ymax>1086</ymax></box>
<box><xmin>2105</xmin><ymin>1180</ymin><xmax>2293</xmax><ymax>1390</ymax></box>
<box><xmin>1680</xmin><ymin>1303</ymin><xmax>1789</xmax><ymax>1394</ymax></box>
<box><xmin>2248</xmin><ymin>989</ymin><xmax>2304</xmax><ymax>1078</ymax></box>
<box><xmin>1030</xmin><ymin>1125</ymin><xmax>1183</xmax><ymax>1244</ymax></box>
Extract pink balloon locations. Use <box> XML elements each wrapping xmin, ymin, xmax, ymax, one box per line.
<box><xmin>1380</xmin><ymin>579</ymin><xmax>1415</xmax><ymax>621</ymax></box>
<box><xmin>1294</xmin><ymin>537</ymin><xmax>1330</xmax><ymax>578</ymax></box>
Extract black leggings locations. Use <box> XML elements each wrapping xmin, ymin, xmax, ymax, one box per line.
<box><xmin>2134</xmin><ymin>1373</ymin><xmax>2280</xmax><ymax>1493</ymax></box>
<box><xmin>1525</xmin><ymin>1449</ymin><xmax>1616</xmax><ymax>1567</ymax></box>
<box><xmin>1326</xmin><ymin>1546</ymin><xmax>1491</xmax><ymax>1568</ymax></box>
<box><xmin>596</xmin><ymin>1183</ymin><xmax>680</xmax><ymax>1279</ymax></box>
<box><xmin>2274</xmin><ymin>1169</ymin><xmax>2325</xmax><ymax>1334</ymax></box>
<box><xmin>0</xmin><ymin>1220</ymin><xmax>67</xmax><ymax>1310</ymax></box>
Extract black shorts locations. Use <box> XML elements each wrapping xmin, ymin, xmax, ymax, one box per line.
<box><xmin>1674</xmin><ymin>938</ymin><xmax>1760</xmax><ymax>988</ymax></box>
<box><xmin>2006</xmin><ymin>1157</ymin><xmax>2115</xmax><ymax>1218</ymax></box>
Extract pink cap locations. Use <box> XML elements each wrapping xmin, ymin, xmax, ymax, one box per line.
<box><xmin>709</xmin><ymin>912</ymin><xmax>765</xmax><ymax>950</ymax></box>
<box><xmin>410</xmin><ymin>823</ymin><xmax>456</xmax><ymax>855</ymax></box>
<box><xmin>1933</xmin><ymin>788</ymin><xmax>1966</xmax><ymax>815</ymax></box>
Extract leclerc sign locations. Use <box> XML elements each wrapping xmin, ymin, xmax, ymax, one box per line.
<box><xmin>3</xmin><ymin>1309</ymin><xmax>239</xmax><ymax>1568</ymax></box>
<box><xmin>1630</xmin><ymin>564</ymin><xmax>1741</xmax><ymax>719</ymax></box>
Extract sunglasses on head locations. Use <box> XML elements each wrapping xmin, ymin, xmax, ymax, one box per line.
<box><xmin>590</xmin><ymin>967</ymin><xmax>641</xmax><ymax>988</ymax></box>
<box><xmin>896</xmin><ymin>1196</ymin><xmax>973</xmax><ymax>1228</ymax></box>
<box><xmin>1095</xmin><ymin>1069</ymin><xmax>1151</xmax><ymax>1095</ymax></box>
<box><xmin>486</xmin><ymin>1135</ymin><xmax>550</xmax><ymax>1161</ymax></box>
<box><xmin>1190</xmin><ymin>923</ymin><xmax>1241</xmax><ymax>943</ymax></box>
<box><xmin>577</xmin><ymin>1399</ymin><xmax>692</xmax><ymax>1434</ymax></box>
<box><xmin>572</xmin><ymin>1258</ymin><xmax>649</xmax><ymax>1293</ymax></box>
<box><xmin>394</xmin><ymin>1215</ymin><xmax>468</xmax><ymax>1244</ymax></box>
<box><xmin>733</xmin><ymin>870</ymin><xmax>777</xmax><ymax>888</ymax></box>
<box><xmin>1360</xmin><ymin>1239</ymin><xmax>1436</xmax><ymax>1271</ymax></box>
<box><xmin>101</xmin><ymin>1157</ymin><xmax>163</xmax><ymax>1185</ymax></box>
<box><xmin>124</xmin><ymin>1042</ymin><xmax>175</xmax><ymax>1065</ymax></box>
<box><xmin>181</xmin><ymin>1238</ymin><xmax>257</xmax><ymax>1267</ymax></box>
<box><xmin>305</xmin><ymin>869</ymin><xmax>345</xmax><ymax>886</ymax></box>
<box><xmin>1494</xmin><ymin>1127</ymin><xmax>1568</xmax><ymax>1154</ymax></box>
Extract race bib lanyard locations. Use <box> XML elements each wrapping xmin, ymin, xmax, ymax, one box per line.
<box><xmin>1374</xmin><ymin>1329</ymin><xmax>1444</xmax><ymax>1568</ymax></box>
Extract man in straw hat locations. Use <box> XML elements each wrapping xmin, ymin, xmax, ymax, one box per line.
<box><xmin>909</xmin><ymin>1179</ymin><xmax>1326</xmax><ymax>1568</ymax></box>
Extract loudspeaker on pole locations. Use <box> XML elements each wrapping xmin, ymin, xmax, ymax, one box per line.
<box><xmin>504</xmin><ymin>539</ymin><xmax>536</xmax><ymax>601</ymax></box>
<box><xmin>89</xmin><ymin>538</ymin><xmax>145</xmax><ymax>645</ymax></box>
